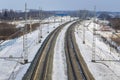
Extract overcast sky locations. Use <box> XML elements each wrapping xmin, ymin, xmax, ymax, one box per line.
<box><xmin>0</xmin><ymin>0</ymin><xmax>120</xmax><ymax>12</ymax></box>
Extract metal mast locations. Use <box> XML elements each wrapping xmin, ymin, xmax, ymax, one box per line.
<box><xmin>38</xmin><ymin>7</ymin><xmax>42</xmax><ymax>43</ymax></box>
<box><xmin>83</xmin><ymin>9</ymin><xmax>87</xmax><ymax>44</ymax></box>
<box><xmin>83</xmin><ymin>24</ymin><xmax>85</xmax><ymax>44</ymax></box>
<box><xmin>54</xmin><ymin>12</ymin><xmax>56</xmax><ymax>28</ymax></box>
<box><xmin>92</xmin><ymin>6</ymin><xmax>96</xmax><ymax>62</ymax></box>
<box><xmin>40</xmin><ymin>21</ymin><xmax>42</xmax><ymax>38</ymax></box>
<box><xmin>23</xmin><ymin>2</ymin><xmax>28</xmax><ymax>63</ymax></box>
<box><xmin>29</xmin><ymin>16</ymin><xmax>32</xmax><ymax>33</ymax></box>
<box><xmin>47</xmin><ymin>17</ymin><xmax>49</xmax><ymax>33</ymax></box>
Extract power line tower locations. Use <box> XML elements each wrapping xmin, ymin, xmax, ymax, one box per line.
<box><xmin>38</xmin><ymin>7</ymin><xmax>42</xmax><ymax>43</ymax></box>
<box><xmin>23</xmin><ymin>2</ymin><xmax>28</xmax><ymax>63</ymax></box>
<box><xmin>83</xmin><ymin>9</ymin><xmax>87</xmax><ymax>44</ymax></box>
<box><xmin>92</xmin><ymin>6</ymin><xmax>96</xmax><ymax>62</ymax></box>
<box><xmin>77</xmin><ymin>10</ymin><xmax>80</xmax><ymax>20</ymax></box>
<box><xmin>53</xmin><ymin>12</ymin><xmax>56</xmax><ymax>28</ymax></box>
<box><xmin>29</xmin><ymin>16</ymin><xmax>32</xmax><ymax>33</ymax></box>
<box><xmin>40</xmin><ymin>8</ymin><xmax>43</xmax><ymax>38</ymax></box>
<box><xmin>83</xmin><ymin>24</ymin><xmax>85</xmax><ymax>44</ymax></box>
<box><xmin>47</xmin><ymin>17</ymin><xmax>49</xmax><ymax>33</ymax></box>
<box><xmin>54</xmin><ymin>16</ymin><xmax>55</xmax><ymax>28</ymax></box>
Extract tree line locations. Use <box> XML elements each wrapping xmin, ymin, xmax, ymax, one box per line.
<box><xmin>0</xmin><ymin>9</ymin><xmax>53</xmax><ymax>21</ymax></box>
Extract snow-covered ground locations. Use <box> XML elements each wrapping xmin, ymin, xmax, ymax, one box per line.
<box><xmin>2</xmin><ymin>17</ymin><xmax>119</xmax><ymax>80</ymax></box>
<box><xmin>52</xmin><ymin>22</ymin><xmax>75</xmax><ymax>80</ymax></box>
<box><xmin>0</xmin><ymin>16</ymin><xmax>72</xmax><ymax>80</ymax></box>
<box><xmin>12</xmin><ymin>16</ymin><xmax>73</xmax><ymax>28</ymax></box>
<box><xmin>75</xmin><ymin>20</ymin><xmax>120</xmax><ymax>80</ymax></box>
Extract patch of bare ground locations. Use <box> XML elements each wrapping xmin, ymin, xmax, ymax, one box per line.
<box><xmin>111</xmin><ymin>33</ymin><xmax>120</xmax><ymax>46</ymax></box>
<box><xmin>0</xmin><ymin>22</ymin><xmax>40</xmax><ymax>40</ymax></box>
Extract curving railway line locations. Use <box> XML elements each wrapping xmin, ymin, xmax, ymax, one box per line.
<box><xmin>22</xmin><ymin>21</ymin><xmax>71</xmax><ymax>80</ymax></box>
<box><xmin>64</xmin><ymin>21</ymin><xmax>94</xmax><ymax>80</ymax></box>
<box><xmin>22</xmin><ymin>21</ymin><xmax>94</xmax><ymax>80</ymax></box>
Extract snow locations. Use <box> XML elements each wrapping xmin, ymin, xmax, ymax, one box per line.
<box><xmin>3</xmin><ymin>17</ymin><xmax>120</xmax><ymax>80</ymax></box>
<box><xmin>75</xmin><ymin>20</ymin><xmax>120</xmax><ymax>80</ymax></box>
<box><xmin>0</xmin><ymin>16</ymin><xmax>72</xmax><ymax>80</ymax></box>
<box><xmin>16</xmin><ymin>24</ymin><xmax>24</xmax><ymax>28</ymax></box>
<box><xmin>52</xmin><ymin>22</ymin><xmax>75</xmax><ymax>80</ymax></box>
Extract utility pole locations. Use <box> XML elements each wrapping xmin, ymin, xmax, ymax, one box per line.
<box><xmin>54</xmin><ymin>16</ymin><xmax>55</xmax><ymax>28</ymax></box>
<box><xmin>61</xmin><ymin>16</ymin><xmax>62</xmax><ymax>23</ymax></box>
<box><xmin>23</xmin><ymin>2</ymin><xmax>28</xmax><ymax>63</ymax></box>
<box><xmin>83</xmin><ymin>24</ymin><xmax>85</xmax><ymax>44</ymax></box>
<box><xmin>47</xmin><ymin>17</ymin><xmax>49</xmax><ymax>33</ymax></box>
<box><xmin>38</xmin><ymin>7</ymin><xmax>42</xmax><ymax>43</ymax></box>
<box><xmin>77</xmin><ymin>10</ymin><xmax>80</xmax><ymax>20</ymax></box>
<box><xmin>92</xmin><ymin>6</ymin><xmax>96</xmax><ymax>62</ymax></box>
<box><xmin>29</xmin><ymin>16</ymin><xmax>32</xmax><ymax>33</ymax></box>
<box><xmin>82</xmin><ymin>9</ymin><xmax>87</xmax><ymax>44</ymax></box>
<box><xmin>53</xmin><ymin>12</ymin><xmax>56</xmax><ymax>28</ymax></box>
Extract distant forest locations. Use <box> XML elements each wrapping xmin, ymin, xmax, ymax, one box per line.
<box><xmin>0</xmin><ymin>9</ymin><xmax>53</xmax><ymax>21</ymax></box>
<box><xmin>0</xmin><ymin>9</ymin><xmax>120</xmax><ymax>30</ymax></box>
<box><xmin>0</xmin><ymin>9</ymin><xmax>95</xmax><ymax>21</ymax></box>
<box><xmin>0</xmin><ymin>9</ymin><xmax>120</xmax><ymax>21</ymax></box>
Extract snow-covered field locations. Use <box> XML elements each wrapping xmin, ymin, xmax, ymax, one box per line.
<box><xmin>1</xmin><ymin>17</ymin><xmax>120</xmax><ymax>80</ymax></box>
<box><xmin>75</xmin><ymin>20</ymin><xmax>120</xmax><ymax>80</ymax></box>
<box><xmin>0</xmin><ymin>16</ymin><xmax>72</xmax><ymax>80</ymax></box>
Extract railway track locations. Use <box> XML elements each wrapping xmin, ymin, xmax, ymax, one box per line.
<box><xmin>22</xmin><ymin>21</ymin><xmax>71</xmax><ymax>80</ymax></box>
<box><xmin>65</xmin><ymin>21</ymin><xmax>95</xmax><ymax>80</ymax></box>
<box><xmin>22</xmin><ymin>20</ymin><xmax>94</xmax><ymax>80</ymax></box>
